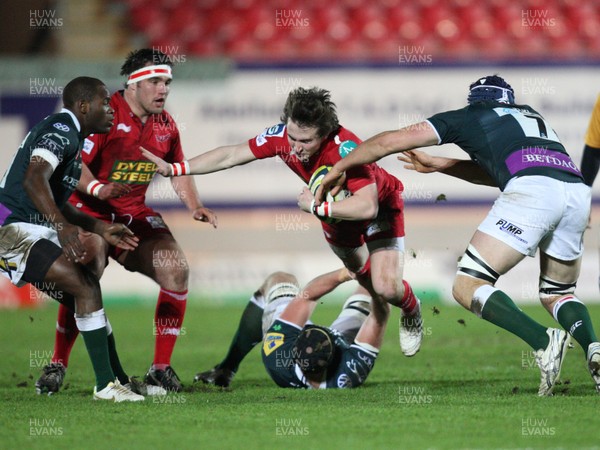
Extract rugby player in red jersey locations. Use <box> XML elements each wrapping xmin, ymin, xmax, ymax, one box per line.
<box><xmin>36</xmin><ymin>49</ymin><xmax>217</xmax><ymax>394</ymax></box>
<box><xmin>142</xmin><ymin>87</ymin><xmax>423</xmax><ymax>387</ymax></box>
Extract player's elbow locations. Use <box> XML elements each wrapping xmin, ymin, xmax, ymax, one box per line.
<box><xmin>362</xmin><ymin>202</ymin><xmax>378</xmax><ymax>220</ymax></box>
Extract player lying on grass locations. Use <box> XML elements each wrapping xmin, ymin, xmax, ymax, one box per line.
<box><xmin>316</xmin><ymin>74</ymin><xmax>600</xmax><ymax>396</ymax></box>
<box><xmin>0</xmin><ymin>77</ymin><xmax>144</xmax><ymax>402</ymax></box>
<box><xmin>197</xmin><ymin>268</ymin><xmax>389</xmax><ymax>389</ymax></box>
<box><xmin>141</xmin><ymin>86</ymin><xmax>423</xmax><ymax>362</ymax></box>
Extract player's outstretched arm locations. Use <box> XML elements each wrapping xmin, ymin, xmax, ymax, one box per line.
<box><xmin>398</xmin><ymin>150</ymin><xmax>497</xmax><ymax>186</ymax></box>
<box><xmin>279</xmin><ymin>268</ymin><xmax>355</xmax><ymax>327</ymax></box>
<box><xmin>141</xmin><ymin>143</ymin><xmax>257</xmax><ymax>176</ymax></box>
<box><xmin>354</xmin><ymin>299</ymin><xmax>390</xmax><ymax>351</ymax></box>
<box><xmin>315</xmin><ymin>123</ymin><xmax>439</xmax><ymax>203</ymax></box>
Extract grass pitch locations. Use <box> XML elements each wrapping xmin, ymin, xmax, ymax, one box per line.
<box><xmin>1</xmin><ymin>301</ymin><xmax>599</xmax><ymax>450</ymax></box>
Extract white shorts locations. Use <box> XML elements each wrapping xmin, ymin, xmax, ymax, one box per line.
<box><xmin>478</xmin><ymin>176</ymin><xmax>591</xmax><ymax>259</ymax></box>
<box><xmin>0</xmin><ymin>222</ymin><xmax>61</xmax><ymax>286</ymax></box>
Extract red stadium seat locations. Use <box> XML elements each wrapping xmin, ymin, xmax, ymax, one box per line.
<box><xmin>124</xmin><ymin>0</ymin><xmax>600</xmax><ymax>62</ymax></box>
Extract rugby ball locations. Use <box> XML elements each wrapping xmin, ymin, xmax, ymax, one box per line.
<box><xmin>307</xmin><ymin>165</ymin><xmax>350</xmax><ymax>224</ymax></box>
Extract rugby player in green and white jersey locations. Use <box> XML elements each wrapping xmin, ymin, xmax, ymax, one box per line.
<box><xmin>317</xmin><ymin>75</ymin><xmax>600</xmax><ymax>396</ymax></box>
<box><xmin>0</xmin><ymin>76</ymin><xmax>144</xmax><ymax>402</ymax></box>
<box><xmin>260</xmin><ymin>268</ymin><xmax>383</xmax><ymax>389</ymax></box>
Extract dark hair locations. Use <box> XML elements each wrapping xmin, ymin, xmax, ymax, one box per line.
<box><xmin>280</xmin><ymin>87</ymin><xmax>339</xmax><ymax>138</ymax></box>
<box><xmin>120</xmin><ymin>48</ymin><xmax>173</xmax><ymax>77</ymax></box>
<box><xmin>293</xmin><ymin>325</ymin><xmax>336</xmax><ymax>375</ymax></box>
<box><xmin>468</xmin><ymin>74</ymin><xmax>515</xmax><ymax>105</ymax></box>
<box><xmin>62</xmin><ymin>76</ymin><xmax>105</xmax><ymax>108</ymax></box>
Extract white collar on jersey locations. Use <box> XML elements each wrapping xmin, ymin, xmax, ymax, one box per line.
<box><xmin>60</xmin><ymin>108</ymin><xmax>81</xmax><ymax>132</ymax></box>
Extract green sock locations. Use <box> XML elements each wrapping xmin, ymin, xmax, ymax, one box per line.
<box><xmin>107</xmin><ymin>332</ymin><xmax>129</xmax><ymax>385</ymax></box>
<box><xmin>481</xmin><ymin>290</ymin><xmax>549</xmax><ymax>350</ymax></box>
<box><xmin>555</xmin><ymin>300</ymin><xmax>598</xmax><ymax>355</ymax></box>
<box><xmin>80</xmin><ymin>327</ymin><xmax>114</xmax><ymax>390</ymax></box>
<box><xmin>219</xmin><ymin>300</ymin><xmax>264</xmax><ymax>372</ymax></box>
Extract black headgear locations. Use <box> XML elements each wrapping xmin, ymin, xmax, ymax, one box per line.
<box><xmin>468</xmin><ymin>75</ymin><xmax>515</xmax><ymax>105</ymax></box>
<box><xmin>293</xmin><ymin>325</ymin><xmax>336</xmax><ymax>374</ymax></box>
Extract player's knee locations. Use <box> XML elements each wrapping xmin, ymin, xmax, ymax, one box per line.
<box><xmin>452</xmin><ymin>276</ymin><xmax>480</xmax><ymax>309</ymax></box>
<box><xmin>266</xmin><ymin>271</ymin><xmax>297</xmax><ymax>285</ymax></box>
<box><xmin>263</xmin><ymin>271</ymin><xmax>298</xmax><ymax>293</ymax></box>
<box><xmin>451</xmin><ymin>277</ymin><xmax>465</xmax><ymax>303</ymax></box>
<box><xmin>454</xmin><ymin>244</ymin><xmax>500</xmax><ymax>307</ymax></box>
<box><xmin>158</xmin><ymin>255</ymin><xmax>189</xmax><ymax>290</ymax></box>
<box><xmin>86</xmin><ymin>255</ymin><xmax>107</xmax><ymax>278</ymax></box>
<box><xmin>68</xmin><ymin>266</ymin><xmax>102</xmax><ymax>303</ymax></box>
<box><xmin>539</xmin><ymin>275</ymin><xmax>576</xmax><ymax>309</ymax></box>
<box><xmin>372</xmin><ymin>277</ymin><xmax>400</xmax><ymax>303</ymax></box>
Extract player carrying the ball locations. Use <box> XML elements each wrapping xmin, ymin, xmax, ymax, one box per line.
<box><xmin>316</xmin><ymin>75</ymin><xmax>600</xmax><ymax>396</ymax></box>
<box><xmin>142</xmin><ymin>87</ymin><xmax>424</xmax><ymax>386</ymax></box>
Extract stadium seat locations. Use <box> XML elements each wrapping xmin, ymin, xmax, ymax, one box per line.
<box><xmin>124</xmin><ymin>0</ymin><xmax>600</xmax><ymax>62</ymax></box>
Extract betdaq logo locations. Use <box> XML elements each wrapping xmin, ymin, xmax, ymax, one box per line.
<box><xmin>496</xmin><ymin>219</ymin><xmax>523</xmax><ymax>236</ymax></box>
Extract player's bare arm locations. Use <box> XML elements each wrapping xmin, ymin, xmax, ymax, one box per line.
<box><xmin>140</xmin><ymin>143</ymin><xmax>256</xmax><ymax>176</ymax></box>
<box><xmin>77</xmin><ymin>162</ymin><xmax>131</xmax><ymax>200</ymax></box>
<box><xmin>279</xmin><ymin>268</ymin><xmax>354</xmax><ymax>327</ymax></box>
<box><xmin>298</xmin><ymin>183</ymin><xmax>379</xmax><ymax>221</ymax></box>
<box><xmin>398</xmin><ymin>150</ymin><xmax>497</xmax><ymax>186</ymax></box>
<box><xmin>170</xmin><ymin>175</ymin><xmax>218</xmax><ymax>228</ymax></box>
<box><xmin>62</xmin><ymin>202</ymin><xmax>139</xmax><ymax>252</ymax></box>
<box><xmin>354</xmin><ymin>299</ymin><xmax>390</xmax><ymax>350</ymax></box>
<box><xmin>315</xmin><ymin>123</ymin><xmax>439</xmax><ymax>203</ymax></box>
<box><xmin>23</xmin><ymin>156</ymin><xmax>87</xmax><ymax>262</ymax></box>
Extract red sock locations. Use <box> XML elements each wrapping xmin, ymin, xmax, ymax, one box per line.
<box><xmin>153</xmin><ymin>288</ymin><xmax>187</xmax><ymax>369</ymax></box>
<box><xmin>52</xmin><ymin>303</ymin><xmax>79</xmax><ymax>367</ymax></box>
<box><xmin>400</xmin><ymin>280</ymin><xmax>419</xmax><ymax>316</ymax></box>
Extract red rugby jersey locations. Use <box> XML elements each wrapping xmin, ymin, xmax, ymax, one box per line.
<box><xmin>70</xmin><ymin>91</ymin><xmax>184</xmax><ymax>219</ymax></box>
<box><xmin>248</xmin><ymin>123</ymin><xmax>402</xmax><ymax>201</ymax></box>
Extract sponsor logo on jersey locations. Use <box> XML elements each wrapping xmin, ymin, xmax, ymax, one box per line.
<box><xmin>338</xmin><ymin>140</ymin><xmax>357</xmax><ymax>158</ymax></box>
<box><xmin>37</xmin><ymin>133</ymin><xmax>70</xmax><ymax>153</ymax></box>
<box><xmin>155</xmin><ymin>133</ymin><xmax>171</xmax><ymax>143</ymax></box>
<box><xmin>116</xmin><ymin>123</ymin><xmax>131</xmax><ymax>133</ymax></box>
<box><xmin>82</xmin><ymin>138</ymin><xmax>94</xmax><ymax>154</ymax></box>
<box><xmin>0</xmin><ymin>257</ymin><xmax>17</xmax><ymax>278</ymax></box>
<box><xmin>263</xmin><ymin>332</ymin><xmax>285</xmax><ymax>356</ymax></box>
<box><xmin>496</xmin><ymin>219</ymin><xmax>523</xmax><ymax>236</ymax></box>
<box><xmin>53</xmin><ymin>123</ymin><xmax>70</xmax><ymax>132</ymax></box>
<box><xmin>346</xmin><ymin>359</ymin><xmax>359</xmax><ymax>376</ymax></box>
<box><xmin>62</xmin><ymin>175</ymin><xmax>79</xmax><ymax>188</ymax></box>
<box><xmin>108</xmin><ymin>160</ymin><xmax>157</xmax><ymax>184</ymax></box>
<box><xmin>357</xmin><ymin>352</ymin><xmax>374</xmax><ymax>368</ymax></box>
<box><xmin>255</xmin><ymin>123</ymin><xmax>286</xmax><ymax>147</ymax></box>
<box><xmin>337</xmin><ymin>374</ymin><xmax>352</xmax><ymax>388</ymax></box>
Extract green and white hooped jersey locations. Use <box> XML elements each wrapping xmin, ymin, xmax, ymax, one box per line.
<box><xmin>0</xmin><ymin>110</ymin><xmax>83</xmax><ymax>227</ymax></box>
<box><xmin>426</xmin><ymin>101</ymin><xmax>583</xmax><ymax>191</ymax></box>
